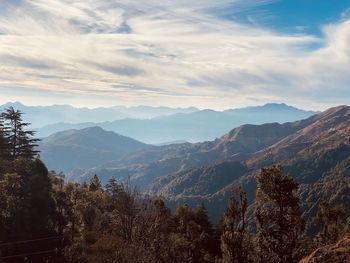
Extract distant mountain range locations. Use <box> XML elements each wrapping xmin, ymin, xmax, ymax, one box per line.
<box><xmin>61</xmin><ymin>105</ymin><xmax>350</xmax><ymax>224</ymax></box>
<box><xmin>0</xmin><ymin>101</ymin><xmax>198</xmax><ymax>128</ymax></box>
<box><xmin>39</xmin><ymin>127</ymin><xmax>149</xmax><ymax>172</ymax></box>
<box><xmin>34</xmin><ymin>103</ymin><xmax>318</xmax><ymax>143</ymax></box>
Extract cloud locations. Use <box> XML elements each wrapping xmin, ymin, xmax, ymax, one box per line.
<box><xmin>0</xmin><ymin>0</ymin><xmax>349</xmax><ymax>110</ymax></box>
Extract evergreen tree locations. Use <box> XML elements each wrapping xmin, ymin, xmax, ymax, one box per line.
<box><xmin>221</xmin><ymin>186</ymin><xmax>250</xmax><ymax>263</ymax></box>
<box><xmin>105</xmin><ymin>177</ymin><xmax>122</xmax><ymax>210</ymax></box>
<box><xmin>0</xmin><ymin>159</ymin><xmax>58</xmax><ymax>262</ymax></box>
<box><xmin>1</xmin><ymin>107</ymin><xmax>39</xmax><ymax>160</ymax></box>
<box><xmin>194</xmin><ymin>203</ymin><xmax>218</xmax><ymax>259</ymax></box>
<box><xmin>255</xmin><ymin>165</ymin><xmax>304</xmax><ymax>263</ymax></box>
<box><xmin>0</xmin><ymin>113</ymin><xmax>10</xmax><ymax>160</ymax></box>
<box><xmin>89</xmin><ymin>174</ymin><xmax>102</xmax><ymax>192</ymax></box>
<box><xmin>171</xmin><ymin>204</ymin><xmax>214</xmax><ymax>263</ymax></box>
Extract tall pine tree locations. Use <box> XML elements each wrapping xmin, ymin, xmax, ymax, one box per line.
<box><xmin>221</xmin><ymin>186</ymin><xmax>250</xmax><ymax>263</ymax></box>
<box><xmin>255</xmin><ymin>165</ymin><xmax>304</xmax><ymax>263</ymax></box>
<box><xmin>1</xmin><ymin>107</ymin><xmax>39</xmax><ymax>160</ymax></box>
<box><xmin>0</xmin><ymin>112</ymin><xmax>10</xmax><ymax>160</ymax></box>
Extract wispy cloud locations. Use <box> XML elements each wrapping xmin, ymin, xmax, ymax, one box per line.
<box><xmin>0</xmin><ymin>0</ymin><xmax>349</xmax><ymax>109</ymax></box>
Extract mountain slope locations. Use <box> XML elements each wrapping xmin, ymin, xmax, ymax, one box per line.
<box><xmin>39</xmin><ymin>127</ymin><xmax>149</xmax><ymax>172</ymax></box>
<box><xmin>67</xmin><ymin>111</ymin><xmax>314</xmax><ymax>186</ymax></box>
<box><xmin>47</xmin><ymin>105</ymin><xmax>350</xmax><ymax>225</ymax></box>
<box><xmin>300</xmin><ymin>234</ymin><xmax>350</xmax><ymax>263</ymax></box>
<box><xmin>148</xmin><ymin>106</ymin><xmax>350</xmax><ymax>222</ymax></box>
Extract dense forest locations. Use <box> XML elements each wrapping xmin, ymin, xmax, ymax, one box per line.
<box><xmin>0</xmin><ymin>107</ymin><xmax>349</xmax><ymax>263</ymax></box>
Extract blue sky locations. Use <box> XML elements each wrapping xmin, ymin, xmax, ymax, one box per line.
<box><xmin>229</xmin><ymin>0</ymin><xmax>350</xmax><ymax>35</ymax></box>
<box><xmin>0</xmin><ymin>0</ymin><xmax>350</xmax><ymax>110</ymax></box>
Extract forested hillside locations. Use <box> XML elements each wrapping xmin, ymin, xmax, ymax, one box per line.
<box><xmin>39</xmin><ymin>127</ymin><xmax>149</xmax><ymax>172</ymax></box>
<box><xmin>1</xmin><ymin>107</ymin><xmax>349</xmax><ymax>262</ymax></box>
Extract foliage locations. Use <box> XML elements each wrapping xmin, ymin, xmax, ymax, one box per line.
<box><xmin>220</xmin><ymin>186</ymin><xmax>253</xmax><ymax>263</ymax></box>
<box><xmin>1</xmin><ymin>107</ymin><xmax>39</xmax><ymax>160</ymax></box>
<box><xmin>255</xmin><ymin>165</ymin><xmax>305</xmax><ymax>263</ymax></box>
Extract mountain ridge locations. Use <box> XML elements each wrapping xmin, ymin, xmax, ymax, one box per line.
<box><xmin>39</xmin><ymin>126</ymin><xmax>149</xmax><ymax>172</ymax></box>
<box><xmin>37</xmin><ymin>105</ymin><xmax>350</xmax><ymax>224</ymax></box>
<box><xmin>64</xmin><ymin>105</ymin><xmax>326</xmax><ymax>186</ymax></box>
<box><xmin>34</xmin><ymin>103</ymin><xmax>319</xmax><ymax>143</ymax></box>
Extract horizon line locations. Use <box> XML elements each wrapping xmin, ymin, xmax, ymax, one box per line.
<box><xmin>0</xmin><ymin>100</ymin><xmax>326</xmax><ymax>112</ymax></box>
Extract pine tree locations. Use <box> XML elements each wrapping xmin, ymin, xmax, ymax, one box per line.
<box><xmin>89</xmin><ymin>174</ymin><xmax>102</xmax><ymax>192</ymax></box>
<box><xmin>143</xmin><ymin>198</ymin><xmax>173</xmax><ymax>263</ymax></box>
<box><xmin>172</xmin><ymin>204</ymin><xmax>214</xmax><ymax>263</ymax></box>
<box><xmin>106</xmin><ymin>177</ymin><xmax>122</xmax><ymax>210</ymax></box>
<box><xmin>0</xmin><ymin>113</ymin><xmax>10</xmax><ymax>160</ymax></box>
<box><xmin>1</xmin><ymin>107</ymin><xmax>39</xmax><ymax>160</ymax></box>
<box><xmin>255</xmin><ymin>165</ymin><xmax>304</xmax><ymax>263</ymax></box>
<box><xmin>221</xmin><ymin>186</ymin><xmax>250</xmax><ymax>263</ymax></box>
<box><xmin>194</xmin><ymin>203</ymin><xmax>216</xmax><ymax>260</ymax></box>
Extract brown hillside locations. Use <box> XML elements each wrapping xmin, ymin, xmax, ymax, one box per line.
<box><xmin>300</xmin><ymin>235</ymin><xmax>350</xmax><ymax>263</ymax></box>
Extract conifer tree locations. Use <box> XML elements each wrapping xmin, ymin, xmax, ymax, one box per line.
<box><xmin>0</xmin><ymin>113</ymin><xmax>10</xmax><ymax>160</ymax></box>
<box><xmin>106</xmin><ymin>177</ymin><xmax>122</xmax><ymax>210</ymax></box>
<box><xmin>221</xmin><ymin>186</ymin><xmax>250</xmax><ymax>263</ymax></box>
<box><xmin>89</xmin><ymin>174</ymin><xmax>102</xmax><ymax>192</ymax></box>
<box><xmin>255</xmin><ymin>165</ymin><xmax>304</xmax><ymax>263</ymax></box>
<box><xmin>1</xmin><ymin>107</ymin><xmax>39</xmax><ymax>160</ymax></box>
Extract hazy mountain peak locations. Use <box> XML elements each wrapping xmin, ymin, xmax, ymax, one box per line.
<box><xmin>2</xmin><ymin>101</ymin><xmax>25</xmax><ymax>108</ymax></box>
<box><xmin>40</xmin><ymin>126</ymin><xmax>149</xmax><ymax>172</ymax></box>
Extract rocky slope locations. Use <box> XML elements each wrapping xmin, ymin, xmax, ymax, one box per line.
<box><xmin>300</xmin><ymin>234</ymin><xmax>350</xmax><ymax>263</ymax></box>
<box><xmin>147</xmin><ymin>106</ymin><xmax>350</xmax><ymax>222</ymax></box>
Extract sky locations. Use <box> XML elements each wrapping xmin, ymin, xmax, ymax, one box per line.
<box><xmin>0</xmin><ymin>0</ymin><xmax>350</xmax><ymax>110</ymax></box>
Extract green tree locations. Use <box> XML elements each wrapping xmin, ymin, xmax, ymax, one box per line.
<box><xmin>89</xmin><ymin>174</ymin><xmax>102</xmax><ymax>192</ymax></box>
<box><xmin>255</xmin><ymin>165</ymin><xmax>304</xmax><ymax>263</ymax></box>
<box><xmin>0</xmin><ymin>159</ymin><xmax>58</xmax><ymax>262</ymax></box>
<box><xmin>13</xmin><ymin>158</ymin><xmax>56</xmax><ymax>238</ymax></box>
<box><xmin>1</xmin><ymin>107</ymin><xmax>39</xmax><ymax>160</ymax></box>
<box><xmin>105</xmin><ymin>177</ymin><xmax>122</xmax><ymax>210</ymax></box>
<box><xmin>0</xmin><ymin>172</ymin><xmax>23</xmax><ymax>241</ymax></box>
<box><xmin>171</xmin><ymin>204</ymin><xmax>214</xmax><ymax>263</ymax></box>
<box><xmin>0</xmin><ymin>113</ymin><xmax>10</xmax><ymax>160</ymax></box>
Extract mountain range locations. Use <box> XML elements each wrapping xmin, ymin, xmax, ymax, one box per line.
<box><xmin>60</xmin><ymin>105</ymin><xmax>350</xmax><ymax>224</ymax></box>
<box><xmin>34</xmin><ymin>103</ymin><xmax>317</xmax><ymax>143</ymax></box>
<box><xmin>0</xmin><ymin>102</ymin><xmax>198</xmax><ymax>128</ymax></box>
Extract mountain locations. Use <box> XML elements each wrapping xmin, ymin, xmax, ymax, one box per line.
<box><xmin>0</xmin><ymin>102</ymin><xmax>128</xmax><ymax>127</ymax></box>
<box><xmin>0</xmin><ymin>101</ymin><xmax>199</xmax><ymax>128</ymax></box>
<box><xmin>66</xmin><ymin>120</ymin><xmax>307</xmax><ymax>185</ymax></box>
<box><xmin>36</xmin><ymin>103</ymin><xmax>318</xmax><ymax>143</ymax></box>
<box><xmin>65</xmin><ymin>105</ymin><xmax>350</xmax><ymax>225</ymax></box>
<box><xmin>39</xmin><ymin>127</ymin><xmax>149</xmax><ymax>172</ymax></box>
<box><xmin>65</xmin><ymin>105</ymin><xmax>320</xmax><ymax>185</ymax></box>
<box><xmin>149</xmin><ymin>106</ymin><xmax>350</xmax><ymax>222</ymax></box>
